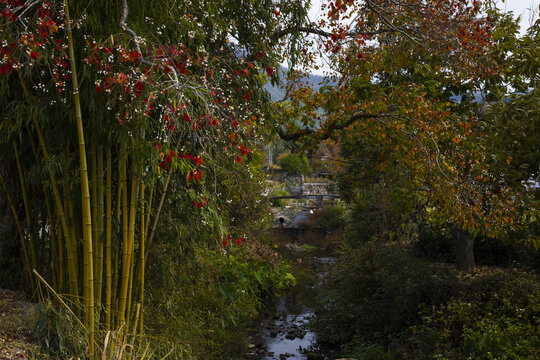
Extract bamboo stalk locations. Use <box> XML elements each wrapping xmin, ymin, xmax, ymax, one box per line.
<box><xmin>138</xmin><ymin>182</ymin><xmax>145</xmax><ymax>336</ymax></box>
<box><xmin>56</xmin><ymin>207</ymin><xmax>65</xmax><ymax>291</ymax></box>
<box><xmin>111</xmin><ymin>160</ymin><xmax>123</xmax><ymax>328</ymax></box>
<box><xmin>67</xmin><ymin>198</ymin><xmax>80</xmax><ymax>298</ymax></box>
<box><xmin>18</xmin><ymin>73</ymin><xmax>77</xmax><ymax>298</ymax></box>
<box><xmin>91</xmin><ymin>146</ymin><xmax>98</xmax><ymax>305</ymax></box>
<box><xmin>95</xmin><ymin>146</ymin><xmax>104</xmax><ymax>323</ymax></box>
<box><xmin>125</xmin><ymin>162</ymin><xmax>139</xmax><ymax>331</ymax></box>
<box><xmin>105</xmin><ymin>142</ymin><xmax>113</xmax><ymax>330</ymax></box>
<box><xmin>145</xmin><ymin>166</ymin><xmax>174</xmax><ymax>264</ymax></box>
<box><xmin>25</xmin><ymin>127</ymin><xmax>65</xmax><ymax>291</ymax></box>
<box><xmin>117</xmin><ymin>150</ymin><xmax>130</xmax><ymax>325</ymax></box>
<box><xmin>64</xmin><ymin>0</ymin><xmax>94</xmax><ymax>356</ymax></box>
<box><xmin>13</xmin><ymin>141</ymin><xmax>38</xmax><ymax>273</ymax></box>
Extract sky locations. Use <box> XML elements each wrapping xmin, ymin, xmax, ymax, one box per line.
<box><xmin>300</xmin><ymin>0</ymin><xmax>539</xmax><ymax>75</ymax></box>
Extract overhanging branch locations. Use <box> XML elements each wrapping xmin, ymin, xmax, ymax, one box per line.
<box><xmin>277</xmin><ymin>112</ymin><xmax>393</xmax><ymax>141</ymax></box>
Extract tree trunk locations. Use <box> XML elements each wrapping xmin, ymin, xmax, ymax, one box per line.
<box><xmin>454</xmin><ymin>228</ymin><xmax>475</xmax><ymax>272</ymax></box>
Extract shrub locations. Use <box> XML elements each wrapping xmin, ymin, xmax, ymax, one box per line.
<box><xmin>399</xmin><ymin>274</ymin><xmax>540</xmax><ymax>359</ymax></box>
<box><xmin>278</xmin><ymin>153</ymin><xmax>311</xmax><ymax>174</ymax></box>
<box><xmin>312</xmin><ymin>241</ymin><xmax>540</xmax><ymax>360</ymax></box>
<box><xmin>297</xmin><ymin>205</ymin><xmax>345</xmax><ymax>229</ymax></box>
<box><xmin>413</xmin><ymin>220</ymin><xmax>455</xmax><ymax>262</ymax></box>
<box><xmin>146</xmin><ymin>243</ymin><xmax>294</xmax><ymax>359</ymax></box>
<box><xmin>269</xmin><ymin>189</ymin><xmax>291</xmax><ymax>207</ymax></box>
<box><xmin>312</xmin><ymin>242</ymin><xmax>459</xmax><ymax>351</ymax></box>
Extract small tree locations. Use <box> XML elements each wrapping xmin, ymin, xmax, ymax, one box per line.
<box><xmin>279</xmin><ymin>153</ymin><xmax>311</xmax><ymax>174</ymax></box>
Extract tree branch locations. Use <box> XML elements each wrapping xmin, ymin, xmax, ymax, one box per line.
<box><xmin>277</xmin><ymin>112</ymin><xmax>393</xmax><ymax>141</ymax></box>
<box><xmin>271</xmin><ymin>25</ymin><xmax>398</xmax><ymax>44</ymax></box>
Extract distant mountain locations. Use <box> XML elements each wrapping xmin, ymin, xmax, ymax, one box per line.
<box><xmin>264</xmin><ymin>67</ymin><xmax>334</xmax><ymax>102</ymax></box>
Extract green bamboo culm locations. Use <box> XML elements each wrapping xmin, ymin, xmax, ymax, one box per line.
<box><xmin>96</xmin><ymin>146</ymin><xmax>105</xmax><ymax>322</ymax></box>
<box><xmin>138</xmin><ymin>182</ymin><xmax>146</xmax><ymax>336</ymax></box>
<box><xmin>105</xmin><ymin>142</ymin><xmax>113</xmax><ymax>330</ymax></box>
<box><xmin>126</xmin><ymin>162</ymin><xmax>139</xmax><ymax>330</ymax></box>
<box><xmin>13</xmin><ymin>141</ymin><xmax>38</xmax><ymax>275</ymax></box>
<box><xmin>64</xmin><ymin>0</ymin><xmax>94</xmax><ymax>357</ymax></box>
<box><xmin>18</xmin><ymin>74</ymin><xmax>78</xmax><ymax>299</ymax></box>
<box><xmin>117</xmin><ymin>149</ymin><xmax>129</xmax><ymax>326</ymax></box>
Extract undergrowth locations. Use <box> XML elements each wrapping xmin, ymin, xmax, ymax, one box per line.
<box><xmin>312</xmin><ymin>242</ymin><xmax>540</xmax><ymax>360</ymax></box>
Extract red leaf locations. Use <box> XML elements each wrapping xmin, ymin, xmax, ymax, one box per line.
<box><xmin>134</xmin><ymin>80</ymin><xmax>144</xmax><ymax>96</ymax></box>
<box><xmin>193</xmin><ymin>157</ymin><xmax>203</xmax><ymax>165</ymax></box>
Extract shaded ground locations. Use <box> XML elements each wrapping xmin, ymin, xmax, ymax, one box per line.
<box><xmin>0</xmin><ymin>289</ymin><xmax>40</xmax><ymax>360</ymax></box>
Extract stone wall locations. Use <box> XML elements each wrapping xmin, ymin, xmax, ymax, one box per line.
<box><xmin>302</xmin><ymin>182</ymin><xmax>333</xmax><ymax>195</ymax></box>
<box><xmin>284</xmin><ymin>174</ymin><xmax>304</xmax><ymax>195</ymax></box>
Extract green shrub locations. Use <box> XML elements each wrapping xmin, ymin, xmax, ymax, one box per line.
<box><xmin>312</xmin><ymin>242</ymin><xmax>459</xmax><ymax>352</ymax></box>
<box><xmin>413</xmin><ymin>220</ymin><xmax>455</xmax><ymax>262</ymax></box>
<box><xmin>269</xmin><ymin>189</ymin><xmax>291</xmax><ymax>207</ymax></box>
<box><xmin>401</xmin><ymin>275</ymin><xmax>540</xmax><ymax>359</ymax></box>
<box><xmin>146</xmin><ymin>244</ymin><xmax>294</xmax><ymax>359</ymax></box>
<box><xmin>278</xmin><ymin>153</ymin><xmax>311</xmax><ymax>174</ymax></box>
<box><xmin>313</xmin><ymin>240</ymin><xmax>540</xmax><ymax>359</ymax></box>
<box><xmin>298</xmin><ymin>205</ymin><xmax>345</xmax><ymax>228</ymax></box>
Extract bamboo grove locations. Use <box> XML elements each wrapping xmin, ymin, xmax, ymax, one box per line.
<box><xmin>0</xmin><ymin>0</ymin><xmax>310</xmax><ymax>357</ymax></box>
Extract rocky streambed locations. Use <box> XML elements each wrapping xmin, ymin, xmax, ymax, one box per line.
<box><xmin>245</xmin><ymin>251</ymin><xmax>337</xmax><ymax>360</ymax></box>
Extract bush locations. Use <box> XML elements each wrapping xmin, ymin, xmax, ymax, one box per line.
<box><xmin>146</xmin><ymin>243</ymin><xmax>294</xmax><ymax>359</ymax></box>
<box><xmin>269</xmin><ymin>189</ymin><xmax>291</xmax><ymax>207</ymax></box>
<box><xmin>413</xmin><ymin>220</ymin><xmax>455</xmax><ymax>262</ymax></box>
<box><xmin>398</xmin><ymin>274</ymin><xmax>540</xmax><ymax>359</ymax></box>
<box><xmin>312</xmin><ymin>243</ymin><xmax>459</xmax><ymax>351</ymax></box>
<box><xmin>312</xmin><ymin>241</ymin><xmax>540</xmax><ymax>359</ymax></box>
<box><xmin>278</xmin><ymin>153</ymin><xmax>311</xmax><ymax>174</ymax></box>
<box><xmin>297</xmin><ymin>205</ymin><xmax>345</xmax><ymax>229</ymax></box>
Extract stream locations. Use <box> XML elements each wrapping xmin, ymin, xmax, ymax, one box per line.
<box><xmin>246</xmin><ymin>213</ymin><xmax>337</xmax><ymax>360</ymax></box>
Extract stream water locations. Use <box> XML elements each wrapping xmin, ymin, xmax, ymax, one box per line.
<box><xmin>246</xmin><ymin>228</ymin><xmax>337</xmax><ymax>360</ymax></box>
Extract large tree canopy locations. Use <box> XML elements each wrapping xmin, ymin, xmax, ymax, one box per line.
<box><xmin>275</xmin><ymin>0</ymin><xmax>539</xmax><ymax>247</ymax></box>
